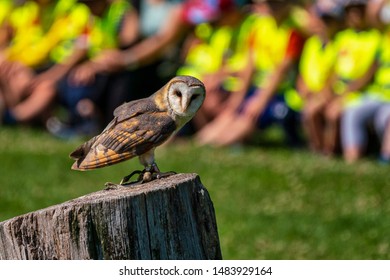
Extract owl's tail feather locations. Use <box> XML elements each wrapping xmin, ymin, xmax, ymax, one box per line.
<box><xmin>69</xmin><ymin>136</ymin><xmax>98</xmax><ymax>170</ymax></box>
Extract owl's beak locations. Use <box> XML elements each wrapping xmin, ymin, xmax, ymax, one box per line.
<box><xmin>185</xmin><ymin>86</ymin><xmax>204</xmax><ymax>110</ymax></box>
<box><xmin>183</xmin><ymin>95</ymin><xmax>192</xmax><ymax>111</ymax></box>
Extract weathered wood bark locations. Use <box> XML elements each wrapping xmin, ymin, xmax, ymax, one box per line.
<box><xmin>0</xmin><ymin>173</ymin><xmax>222</xmax><ymax>260</ymax></box>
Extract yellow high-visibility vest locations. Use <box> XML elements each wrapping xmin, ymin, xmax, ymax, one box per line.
<box><xmin>179</xmin><ymin>26</ymin><xmax>233</xmax><ymax>77</ymax></box>
<box><xmin>5</xmin><ymin>0</ymin><xmax>88</xmax><ymax>67</ymax></box>
<box><xmin>49</xmin><ymin>3</ymin><xmax>90</xmax><ymax>63</ymax></box>
<box><xmin>251</xmin><ymin>15</ymin><xmax>289</xmax><ymax>87</ymax></box>
<box><xmin>365</xmin><ymin>30</ymin><xmax>390</xmax><ymax>101</ymax></box>
<box><xmin>251</xmin><ymin>14</ymin><xmax>304</xmax><ymax>111</ymax></box>
<box><xmin>333</xmin><ymin>28</ymin><xmax>381</xmax><ymax>99</ymax></box>
<box><xmin>0</xmin><ymin>0</ymin><xmax>12</xmax><ymax>26</ymax></box>
<box><xmin>5</xmin><ymin>1</ymin><xmax>42</xmax><ymax>64</ymax></box>
<box><xmin>177</xmin><ymin>14</ymin><xmax>256</xmax><ymax>92</ymax></box>
<box><xmin>87</xmin><ymin>0</ymin><xmax>131</xmax><ymax>58</ymax></box>
<box><xmin>299</xmin><ymin>35</ymin><xmax>338</xmax><ymax>92</ymax></box>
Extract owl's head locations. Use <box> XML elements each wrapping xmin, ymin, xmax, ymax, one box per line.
<box><xmin>166</xmin><ymin>76</ymin><xmax>205</xmax><ymax>120</ymax></box>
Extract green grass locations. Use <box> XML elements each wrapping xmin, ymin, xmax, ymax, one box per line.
<box><xmin>1</xmin><ymin>127</ymin><xmax>390</xmax><ymax>259</ymax></box>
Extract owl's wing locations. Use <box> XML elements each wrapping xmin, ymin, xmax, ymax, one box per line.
<box><xmin>71</xmin><ymin>106</ymin><xmax>176</xmax><ymax>170</ymax></box>
<box><xmin>113</xmin><ymin>97</ymin><xmax>158</xmax><ymax>123</ymax></box>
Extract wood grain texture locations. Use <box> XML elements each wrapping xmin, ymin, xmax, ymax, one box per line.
<box><xmin>0</xmin><ymin>174</ymin><xmax>222</xmax><ymax>260</ymax></box>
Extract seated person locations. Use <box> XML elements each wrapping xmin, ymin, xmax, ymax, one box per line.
<box><xmin>196</xmin><ymin>0</ymin><xmax>306</xmax><ymax>147</ymax></box>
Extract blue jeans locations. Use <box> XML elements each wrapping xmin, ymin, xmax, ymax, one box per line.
<box><xmin>341</xmin><ymin>99</ymin><xmax>384</xmax><ymax>149</ymax></box>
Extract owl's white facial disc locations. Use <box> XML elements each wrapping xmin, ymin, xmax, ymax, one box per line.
<box><xmin>167</xmin><ymin>81</ymin><xmax>205</xmax><ymax>119</ymax></box>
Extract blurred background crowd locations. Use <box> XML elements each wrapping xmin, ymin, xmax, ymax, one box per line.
<box><xmin>1</xmin><ymin>0</ymin><xmax>390</xmax><ymax>164</ymax></box>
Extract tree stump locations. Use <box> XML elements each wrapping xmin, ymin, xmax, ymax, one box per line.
<box><xmin>0</xmin><ymin>173</ymin><xmax>222</xmax><ymax>260</ymax></box>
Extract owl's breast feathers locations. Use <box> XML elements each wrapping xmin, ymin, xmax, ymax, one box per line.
<box><xmin>70</xmin><ymin>98</ymin><xmax>176</xmax><ymax>170</ymax></box>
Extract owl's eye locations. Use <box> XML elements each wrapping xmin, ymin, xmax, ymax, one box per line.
<box><xmin>190</xmin><ymin>94</ymin><xmax>199</xmax><ymax>102</ymax></box>
<box><xmin>174</xmin><ymin>90</ymin><xmax>182</xmax><ymax>98</ymax></box>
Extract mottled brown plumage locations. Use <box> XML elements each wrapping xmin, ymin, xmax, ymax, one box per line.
<box><xmin>70</xmin><ymin>76</ymin><xmax>205</xmax><ymax>184</ymax></box>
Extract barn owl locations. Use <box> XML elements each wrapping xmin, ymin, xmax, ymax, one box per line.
<box><xmin>70</xmin><ymin>76</ymin><xmax>205</xmax><ymax>186</ymax></box>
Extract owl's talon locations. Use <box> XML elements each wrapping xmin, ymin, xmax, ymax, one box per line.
<box><xmin>120</xmin><ymin>170</ymin><xmax>143</xmax><ymax>185</ymax></box>
<box><xmin>119</xmin><ymin>167</ymin><xmax>177</xmax><ymax>186</ymax></box>
<box><xmin>142</xmin><ymin>171</ymin><xmax>153</xmax><ymax>183</ymax></box>
<box><xmin>154</xmin><ymin>171</ymin><xmax>177</xmax><ymax>179</ymax></box>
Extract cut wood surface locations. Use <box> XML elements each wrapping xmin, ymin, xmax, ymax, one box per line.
<box><xmin>0</xmin><ymin>173</ymin><xmax>222</xmax><ymax>260</ymax></box>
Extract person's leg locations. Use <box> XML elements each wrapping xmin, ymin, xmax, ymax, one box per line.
<box><xmin>341</xmin><ymin>101</ymin><xmax>381</xmax><ymax>163</ymax></box>
<box><xmin>374</xmin><ymin>103</ymin><xmax>390</xmax><ymax>162</ymax></box>
<box><xmin>9</xmin><ymin>79</ymin><xmax>56</xmax><ymax>123</ymax></box>
<box><xmin>379</xmin><ymin>125</ymin><xmax>390</xmax><ymax>163</ymax></box>
<box><xmin>323</xmin><ymin>98</ymin><xmax>343</xmax><ymax>156</ymax></box>
<box><xmin>211</xmin><ymin>92</ymin><xmax>277</xmax><ymax>147</ymax></box>
<box><xmin>212</xmin><ymin>114</ymin><xmax>257</xmax><ymax>146</ymax></box>
<box><xmin>195</xmin><ymin>109</ymin><xmax>238</xmax><ymax>145</ymax></box>
<box><xmin>196</xmin><ymin>87</ymin><xmax>256</xmax><ymax>145</ymax></box>
<box><xmin>303</xmin><ymin>98</ymin><xmax>326</xmax><ymax>152</ymax></box>
<box><xmin>0</xmin><ymin>61</ymin><xmax>34</xmax><ymax>108</ymax></box>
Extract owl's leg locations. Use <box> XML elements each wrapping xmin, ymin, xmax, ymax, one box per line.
<box><xmin>117</xmin><ymin>166</ymin><xmax>157</xmax><ymax>185</ymax></box>
<box><xmin>149</xmin><ymin>163</ymin><xmax>177</xmax><ymax>180</ymax></box>
<box><xmin>110</xmin><ymin>162</ymin><xmax>176</xmax><ymax>188</ymax></box>
<box><xmin>136</xmin><ymin>151</ymin><xmax>175</xmax><ymax>183</ymax></box>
